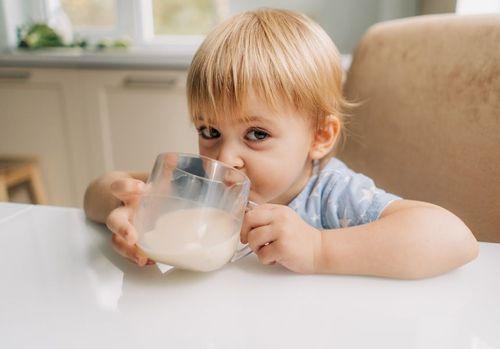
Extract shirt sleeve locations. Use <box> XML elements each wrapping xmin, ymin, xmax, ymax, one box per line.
<box><xmin>320</xmin><ymin>170</ymin><xmax>402</xmax><ymax>229</ymax></box>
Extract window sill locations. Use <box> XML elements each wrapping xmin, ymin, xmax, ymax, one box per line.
<box><xmin>0</xmin><ymin>46</ymin><xmax>195</xmax><ymax>70</ymax></box>
<box><xmin>0</xmin><ymin>46</ymin><xmax>352</xmax><ymax>72</ymax></box>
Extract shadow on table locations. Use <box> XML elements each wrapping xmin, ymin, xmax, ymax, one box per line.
<box><xmin>230</xmin><ymin>253</ymin><xmax>292</xmax><ymax>277</ymax></box>
<box><xmin>85</xmin><ymin>217</ymin><xmax>293</xmax><ymax>288</ymax></box>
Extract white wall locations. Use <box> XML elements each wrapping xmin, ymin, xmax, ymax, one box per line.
<box><xmin>228</xmin><ymin>0</ymin><xmax>418</xmax><ymax>53</ymax></box>
<box><xmin>0</xmin><ymin>2</ymin><xmax>7</xmax><ymax>48</ymax></box>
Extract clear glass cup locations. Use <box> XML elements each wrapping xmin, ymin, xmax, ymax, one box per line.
<box><xmin>134</xmin><ymin>152</ymin><xmax>255</xmax><ymax>272</ymax></box>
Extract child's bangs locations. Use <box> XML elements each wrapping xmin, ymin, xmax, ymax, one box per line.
<box><xmin>188</xmin><ymin>49</ymin><xmax>303</xmax><ymax>127</ymax></box>
<box><xmin>187</xmin><ymin>11</ymin><xmax>320</xmax><ymax>126</ymax></box>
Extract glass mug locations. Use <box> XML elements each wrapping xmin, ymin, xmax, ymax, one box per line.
<box><xmin>133</xmin><ymin>152</ymin><xmax>256</xmax><ymax>272</ymax></box>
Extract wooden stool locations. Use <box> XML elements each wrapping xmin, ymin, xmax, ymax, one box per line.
<box><xmin>0</xmin><ymin>156</ymin><xmax>47</xmax><ymax>205</ymax></box>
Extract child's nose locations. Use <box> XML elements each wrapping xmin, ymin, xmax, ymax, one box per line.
<box><xmin>217</xmin><ymin>143</ymin><xmax>244</xmax><ymax>170</ymax></box>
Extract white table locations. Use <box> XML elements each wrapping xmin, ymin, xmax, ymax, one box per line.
<box><xmin>0</xmin><ymin>203</ymin><xmax>499</xmax><ymax>349</ymax></box>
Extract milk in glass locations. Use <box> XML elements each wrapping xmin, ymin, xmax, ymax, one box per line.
<box><xmin>140</xmin><ymin>207</ymin><xmax>240</xmax><ymax>271</ymax></box>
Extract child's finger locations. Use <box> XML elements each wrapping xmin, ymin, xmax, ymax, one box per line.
<box><xmin>162</xmin><ymin>153</ymin><xmax>178</xmax><ymax>176</ymax></box>
<box><xmin>106</xmin><ymin>206</ymin><xmax>137</xmax><ymax>244</ymax></box>
<box><xmin>255</xmin><ymin>243</ymin><xmax>278</xmax><ymax>265</ymax></box>
<box><xmin>247</xmin><ymin>225</ymin><xmax>276</xmax><ymax>252</ymax></box>
<box><xmin>111</xmin><ymin>233</ymin><xmax>149</xmax><ymax>266</ymax></box>
<box><xmin>152</xmin><ymin>153</ymin><xmax>178</xmax><ymax>193</ymax></box>
<box><xmin>151</xmin><ymin>153</ymin><xmax>178</xmax><ymax>181</ymax></box>
<box><xmin>240</xmin><ymin>208</ymin><xmax>274</xmax><ymax>244</ymax></box>
<box><xmin>110</xmin><ymin>178</ymin><xmax>145</xmax><ymax>205</ymax></box>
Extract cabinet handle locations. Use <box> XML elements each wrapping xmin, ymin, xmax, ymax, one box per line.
<box><xmin>0</xmin><ymin>71</ymin><xmax>31</xmax><ymax>80</ymax></box>
<box><xmin>123</xmin><ymin>76</ymin><xmax>178</xmax><ymax>89</ymax></box>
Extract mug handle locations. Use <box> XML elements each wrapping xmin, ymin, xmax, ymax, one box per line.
<box><xmin>231</xmin><ymin>200</ymin><xmax>258</xmax><ymax>262</ymax></box>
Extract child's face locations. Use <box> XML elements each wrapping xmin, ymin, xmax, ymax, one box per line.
<box><xmin>194</xmin><ymin>91</ymin><xmax>315</xmax><ymax>205</ymax></box>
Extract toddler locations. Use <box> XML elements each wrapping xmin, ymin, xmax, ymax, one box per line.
<box><xmin>84</xmin><ymin>8</ymin><xmax>478</xmax><ymax>279</ymax></box>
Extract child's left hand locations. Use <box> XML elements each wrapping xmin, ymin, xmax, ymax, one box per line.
<box><xmin>240</xmin><ymin>204</ymin><xmax>323</xmax><ymax>274</ymax></box>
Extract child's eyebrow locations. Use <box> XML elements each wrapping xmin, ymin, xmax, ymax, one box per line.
<box><xmin>243</xmin><ymin>115</ymin><xmax>274</xmax><ymax>125</ymax></box>
<box><xmin>245</xmin><ymin>115</ymin><xmax>263</xmax><ymax>121</ymax></box>
<box><xmin>193</xmin><ymin>115</ymin><xmax>276</xmax><ymax>127</ymax></box>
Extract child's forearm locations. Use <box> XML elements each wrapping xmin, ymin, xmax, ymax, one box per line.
<box><xmin>316</xmin><ymin>205</ymin><xmax>479</xmax><ymax>279</ymax></box>
<box><xmin>83</xmin><ymin>171</ymin><xmax>147</xmax><ymax>223</ymax></box>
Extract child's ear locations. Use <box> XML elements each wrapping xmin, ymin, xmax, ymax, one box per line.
<box><xmin>309</xmin><ymin>115</ymin><xmax>341</xmax><ymax>160</ymax></box>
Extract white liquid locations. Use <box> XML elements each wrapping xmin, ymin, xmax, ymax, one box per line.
<box><xmin>139</xmin><ymin>207</ymin><xmax>240</xmax><ymax>272</ymax></box>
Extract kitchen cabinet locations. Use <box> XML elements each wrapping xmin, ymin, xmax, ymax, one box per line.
<box><xmin>0</xmin><ymin>68</ymin><xmax>85</xmax><ymax>206</ymax></box>
<box><xmin>81</xmin><ymin>70</ymin><xmax>197</xmax><ymax>177</ymax></box>
<box><xmin>0</xmin><ymin>67</ymin><xmax>198</xmax><ymax>207</ymax></box>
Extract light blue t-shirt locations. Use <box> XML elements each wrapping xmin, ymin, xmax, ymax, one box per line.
<box><xmin>288</xmin><ymin>158</ymin><xmax>402</xmax><ymax>229</ymax></box>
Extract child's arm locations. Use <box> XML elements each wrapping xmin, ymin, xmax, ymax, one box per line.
<box><xmin>317</xmin><ymin>199</ymin><xmax>479</xmax><ymax>279</ymax></box>
<box><xmin>83</xmin><ymin>171</ymin><xmax>148</xmax><ymax>223</ymax></box>
<box><xmin>241</xmin><ymin>200</ymin><xmax>479</xmax><ymax>279</ymax></box>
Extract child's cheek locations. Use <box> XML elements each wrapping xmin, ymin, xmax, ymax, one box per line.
<box><xmin>249</xmin><ymin>165</ymin><xmax>288</xmax><ymax>202</ymax></box>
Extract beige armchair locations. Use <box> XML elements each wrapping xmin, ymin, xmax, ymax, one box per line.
<box><xmin>339</xmin><ymin>14</ymin><xmax>500</xmax><ymax>242</ymax></box>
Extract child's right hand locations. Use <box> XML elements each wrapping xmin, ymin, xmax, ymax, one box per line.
<box><xmin>105</xmin><ymin>177</ymin><xmax>154</xmax><ymax>267</ymax></box>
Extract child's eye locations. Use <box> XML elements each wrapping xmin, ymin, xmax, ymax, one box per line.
<box><xmin>198</xmin><ymin>126</ymin><xmax>221</xmax><ymax>140</ymax></box>
<box><xmin>245</xmin><ymin>128</ymin><xmax>269</xmax><ymax>142</ymax></box>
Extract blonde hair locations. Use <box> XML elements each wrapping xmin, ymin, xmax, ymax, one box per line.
<box><xmin>187</xmin><ymin>8</ymin><xmax>353</xmax><ymax>149</ymax></box>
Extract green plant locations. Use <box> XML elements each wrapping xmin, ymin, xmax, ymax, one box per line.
<box><xmin>17</xmin><ymin>23</ymin><xmax>65</xmax><ymax>49</ymax></box>
<box><xmin>16</xmin><ymin>22</ymin><xmax>130</xmax><ymax>50</ymax></box>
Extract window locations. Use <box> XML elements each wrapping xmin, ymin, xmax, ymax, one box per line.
<box><xmin>152</xmin><ymin>0</ymin><xmax>218</xmax><ymax>36</ymax></box>
<box><xmin>60</xmin><ymin>0</ymin><xmax>117</xmax><ymax>28</ymax></box>
<box><xmin>44</xmin><ymin>0</ymin><xmax>228</xmax><ymax>47</ymax></box>
<box><xmin>45</xmin><ymin>0</ymin><xmax>124</xmax><ymax>43</ymax></box>
<box><xmin>138</xmin><ymin>0</ymin><xmax>228</xmax><ymax>46</ymax></box>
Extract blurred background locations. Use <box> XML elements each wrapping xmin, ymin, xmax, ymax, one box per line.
<box><xmin>0</xmin><ymin>0</ymin><xmax>499</xmax><ymax>208</ymax></box>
